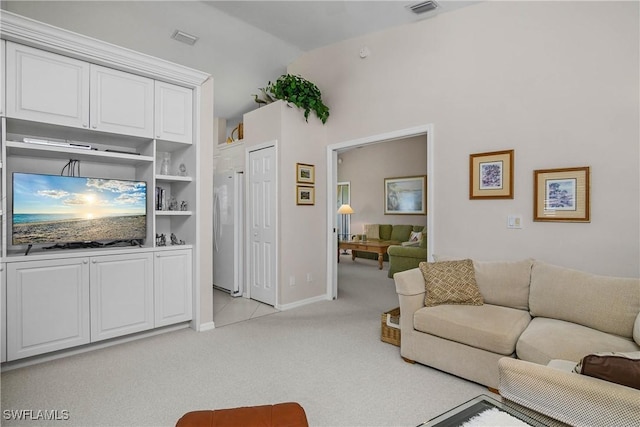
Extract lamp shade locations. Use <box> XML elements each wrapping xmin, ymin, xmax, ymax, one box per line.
<box><xmin>337</xmin><ymin>204</ymin><xmax>354</xmax><ymax>214</ymax></box>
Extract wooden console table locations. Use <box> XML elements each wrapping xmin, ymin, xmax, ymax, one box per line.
<box><xmin>338</xmin><ymin>240</ymin><xmax>396</xmax><ymax>270</ymax></box>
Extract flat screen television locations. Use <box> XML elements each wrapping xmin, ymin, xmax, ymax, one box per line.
<box><xmin>12</xmin><ymin>172</ymin><xmax>147</xmax><ymax>247</ymax></box>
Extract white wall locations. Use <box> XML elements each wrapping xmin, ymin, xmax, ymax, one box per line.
<box><xmin>338</xmin><ymin>136</ymin><xmax>427</xmax><ymax>234</ymax></box>
<box><xmin>243</xmin><ymin>101</ymin><xmax>328</xmax><ymax>307</ymax></box>
<box><xmin>289</xmin><ymin>1</ymin><xmax>639</xmax><ymax>277</ymax></box>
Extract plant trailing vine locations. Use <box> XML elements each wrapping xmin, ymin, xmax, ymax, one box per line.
<box><xmin>253</xmin><ymin>74</ymin><xmax>330</xmax><ymax>124</ymax></box>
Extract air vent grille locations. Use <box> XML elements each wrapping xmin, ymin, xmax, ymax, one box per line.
<box><xmin>408</xmin><ymin>1</ymin><xmax>439</xmax><ymax>15</ymax></box>
<box><xmin>171</xmin><ymin>30</ymin><xmax>198</xmax><ymax>46</ymax></box>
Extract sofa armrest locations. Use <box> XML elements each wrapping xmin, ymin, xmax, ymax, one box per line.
<box><xmin>634</xmin><ymin>311</ymin><xmax>640</xmax><ymax>346</ymax></box>
<box><xmin>498</xmin><ymin>357</ymin><xmax>640</xmax><ymax>427</ymax></box>
<box><xmin>388</xmin><ymin>245</ymin><xmax>427</xmax><ymax>259</ymax></box>
<box><xmin>394</xmin><ymin>267</ymin><xmax>424</xmax><ymax>296</ymax></box>
<box><xmin>394</xmin><ymin>268</ymin><xmax>426</xmax><ymax>335</ymax></box>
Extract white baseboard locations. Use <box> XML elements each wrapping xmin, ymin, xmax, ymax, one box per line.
<box><xmin>276</xmin><ymin>293</ymin><xmax>331</xmax><ymax>311</ymax></box>
<box><xmin>198</xmin><ymin>321</ymin><xmax>216</xmax><ymax>332</ymax></box>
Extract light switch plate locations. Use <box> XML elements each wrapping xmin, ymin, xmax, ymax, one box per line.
<box><xmin>507</xmin><ymin>215</ymin><xmax>522</xmax><ymax>229</ymax></box>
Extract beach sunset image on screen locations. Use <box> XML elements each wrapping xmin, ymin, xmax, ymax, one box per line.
<box><xmin>12</xmin><ymin>173</ymin><xmax>147</xmax><ymax>245</ymax></box>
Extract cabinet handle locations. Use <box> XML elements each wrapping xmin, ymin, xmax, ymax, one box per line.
<box><xmin>92</xmin><ymin>125</ymin><xmax>97</xmax><ymax>129</ymax></box>
<box><xmin>83</xmin><ymin>123</ymin><xmax>88</xmax><ymax>128</ymax></box>
<box><xmin>83</xmin><ymin>260</ymin><xmax>89</xmax><ymax>264</ymax></box>
<box><xmin>92</xmin><ymin>259</ymin><xmax>97</xmax><ymax>264</ymax></box>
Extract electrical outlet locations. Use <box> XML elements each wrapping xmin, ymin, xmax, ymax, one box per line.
<box><xmin>289</xmin><ymin>275</ymin><xmax>296</xmax><ymax>286</ymax></box>
<box><xmin>306</xmin><ymin>273</ymin><xmax>313</xmax><ymax>283</ymax></box>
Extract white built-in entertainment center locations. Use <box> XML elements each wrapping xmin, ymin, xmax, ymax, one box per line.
<box><xmin>0</xmin><ymin>12</ymin><xmax>210</xmax><ymax>365</ymax></box>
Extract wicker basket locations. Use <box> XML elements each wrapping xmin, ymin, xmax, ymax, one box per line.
<box><xmin>381</xmin><ymin>307</ymin><xmax>401</xmax><ymax>346</ymax></box>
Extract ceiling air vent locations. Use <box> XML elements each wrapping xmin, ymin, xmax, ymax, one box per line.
<box><xmin>407</xmin><ymin>1</ymin><xmax>439</xmax><ymax>15</ymax></box>
<box><xmin>171</xmin><ymin>30</ymin><xmax>198</xmax><ymax>46</ymax></box>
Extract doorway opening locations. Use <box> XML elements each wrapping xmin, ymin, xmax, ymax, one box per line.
<box><xmin>326</xmin><ymin>124</ymin><xmax>434</xmax><ymax>300</ymax></box>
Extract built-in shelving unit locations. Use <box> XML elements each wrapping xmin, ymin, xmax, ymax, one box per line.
<box><xmin>0</xmin><ymin>11</ymin><xmax>209</xmax><ymax>365</ymax></box>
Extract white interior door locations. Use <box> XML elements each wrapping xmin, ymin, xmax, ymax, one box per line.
<box><xmin>248</xmin><ymin>145</ymin><xmax>276</xmax><ymax>306</ymax></box>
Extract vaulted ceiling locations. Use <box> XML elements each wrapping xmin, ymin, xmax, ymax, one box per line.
<box><xmin>3</xmin><ymin>1</ymin><xmax>477</xmax><ymax>123</ymax></box>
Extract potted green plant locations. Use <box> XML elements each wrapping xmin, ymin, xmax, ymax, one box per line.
<box><xmin>253</xmin><ymin>74</ymin><xmax>330</xmax><ymax>124</ymax></box>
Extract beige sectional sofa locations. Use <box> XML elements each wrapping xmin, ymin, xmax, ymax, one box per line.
<box><xmin>393</xmin><ymin>259</ymin><xmax>640</xmax><ymax>391</ymax></box>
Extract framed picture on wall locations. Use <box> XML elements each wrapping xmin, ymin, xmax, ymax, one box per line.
<box><xmin>296</xmin><ymin>163</ymin><xmax>315</xmax><ymax>184</ymax></box>
<box><xmin>384</xmin><ymin>175</ymin><xmax>426</xmax><ymax>215</ymax></box>
<box><xmin>534</xmin><ymin>166</ymin><xmax>590</xmax><ymax>222</ymax></box>
<box><xmin>296</xmin><ymin>185</ymin><xmax>315</xmax><ymax>205</ymax></box>
<box><xmin>469</xmin><ymin>150</ymin><xmax>514</xmax><ymax>199</ymax></box>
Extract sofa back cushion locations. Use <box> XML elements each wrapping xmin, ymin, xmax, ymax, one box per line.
<box><xmin>390</xmin><ymin>225</ymin><xmax>413</xmax><ymax>242</ymax></box>
<box><xmin>530</xmin><ymin>261</ymin><xmax>640</xmax><ymax>338</ymax></box>
<box><xmin>473</xmin><ymin>259</ymin><xmax>533</xmax><ymax>310</ymax></box>
<box><xmin>378</xmin><ymin>224</ymin><xmax>392</xmax><ymax>240</ymax></box>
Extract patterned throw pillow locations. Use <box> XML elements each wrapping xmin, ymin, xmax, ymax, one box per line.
<box><xmin>364</xmin><ymin>224</ymin><xmax>380</xmax><ymax>240</ymax></box>
<box><xmin>409</xmin><ymin>231</ymin><xmax>423</xmax><ymax>242</ymax></box>
<box><xmin>419</xmin><ymin>259</ymin><xmax>484</xmax><ymax>307</ymax></box>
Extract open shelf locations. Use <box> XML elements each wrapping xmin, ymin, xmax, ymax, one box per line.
<box><xmin>156</xmin><ymin>174</ymin><xmax>193</xmax><ymax>182</ymax></box>
<box><xmin>6</xmin><ymin>141</ymin><xmax>153</xmax><ymax>165</ymax></box>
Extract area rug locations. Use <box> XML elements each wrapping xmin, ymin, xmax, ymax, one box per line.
<box><xmin>461</xmin><ymin>407</ymin><xmax>532</xmax><ymax>427</ymax></box>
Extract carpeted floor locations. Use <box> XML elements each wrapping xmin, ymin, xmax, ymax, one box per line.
<box><xmin>1</xmin><ymin>259</ymin><xmax>486</xmax><ymax>426</ymax></box>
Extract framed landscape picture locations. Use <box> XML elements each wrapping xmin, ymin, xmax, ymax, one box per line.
<box><xmin>384</xmin><ymin>175</ymin><xmax>426</xmax><ymax>215</ymax></box>
<box><xmin>534</xmin><ymin>167</ymin><xmax>590</xmax><ymax>222</ymax></box>
<box><xmin>296</xmin><ymin>185</ymin><xmax>315</xmax><ymax>205</ymax></box>
<box><xmin>296</xmin><ymin>163</ymin><xmax>315</xmax><ymax>184</ymax></box>
<box><xmin>469</xmin><ymin>150</ymin><xmax>514</xmax><ymax>199</ymax></box>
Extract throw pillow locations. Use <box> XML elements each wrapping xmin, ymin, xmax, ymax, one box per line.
<box><xmin>419</xmin><ymin>260</ymin><xmax>484</xmax><ymax>307</ymax></box>
<box><xmin>409</xmin><ymin>231</ymin><xmax>423</xmax><ymax>242</ymax></box>
<box><xmin>573</xmin><ymin>351</ymin><xmax>640</xmax><ymax>390</ymax></box>
<box><xmin>364</xmin><ymin>224</ymin><xmax>379</xmax><ymax>240</ymax></box>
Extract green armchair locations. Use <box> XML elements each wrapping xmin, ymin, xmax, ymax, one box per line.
<box><xmin>387</xmin><ymin>233</ymin><xmax>427</xmax><ymax>278</ymax></box>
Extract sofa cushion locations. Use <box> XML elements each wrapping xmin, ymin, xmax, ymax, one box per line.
<box><xmin>390</xmin><ymin>224</ymin><xmax>413</xmax><ymax>242</ymax></box>
<box><xmin>573</xmin><ymin>351</ymin><xmax>640</xmax><ymax>390</ymax></box>
<box><xmin>364</xmin><ymin>224</ymin><xmax>380</xmax><ymax>240</ymax></box>
<box><xmin>413</xmin><ymin>304</ymin><xmax>531</xmax><ymax>355</ymax></box>
<box><xmin>379</xmin><ymin>224</ymin><xmax>392</xmax><ymax>240</ymax></box>
<box><xmin>529</xmin><ymin>261</ymin><xmax>640</xmax><ymax>338</ymax></box>
<box><xmin>516</xmin><ymin>317</ymin><xmax>640</xmax><ymax>365</ymax></box>
<box><xmin>473</xmin><ymin>259</ymin><xmax>533</xmax><ymax>311</ymax></box>
<box><xmin>419</xmin><ymin>260</ymin><xmax>484</xmax><ymax>307</ymax></box>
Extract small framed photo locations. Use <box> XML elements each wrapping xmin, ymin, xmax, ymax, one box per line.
<box><xmin>296</xmin><ymin>185</ymin><xmax>315</xmax><ymax>205</ymax></box>
<box><xmin>296</xmin><ymin>163</ymin><xmax>315</xmax><ymax>184</ymax></box>
<box><xmin>469</xmin><ymin>150</ymin><xmax>514</xmax><ymax>199</ymax></box>
<box><xmin>534</xmin><ymin>167</ymin><xmax>590</xmax><ymax>222</ymax></box>
<box><xmin>384</xmin><ymin>175</ymin><xmax>427</xmax><ymax>215</ymax></box>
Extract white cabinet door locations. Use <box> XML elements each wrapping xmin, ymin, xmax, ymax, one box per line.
<box><xmin>1</xmin><ymin>263</ymin><xmax>6</xmax><ymax>363</ymax></box>
<box><xmin>5</xmin><ymin>42</ymin><xmax>90</xmax><ymax>128</ymax></box>
<box><xmin>154</xmin><ymin>249</ymin><xmax>192</xmax><ymax>327</ymax></box>
<box><xmin>90</xmin><ymin>253</ymin><xmax>154</xmax><ymax>342</ymax></box>
<box><xmin>90</xmin><ymin>65</ymin><xmax>154</xmax><ymax>138</ymax></box>
<box><xmin>6</xmin><ymin>258</ymin><xmax>90</xmax><ymax>361</ymax></box>
<box><xmin>154</xmin><ymin>81</ymin><xmax>193</xmax><ymax>144</ymax></box>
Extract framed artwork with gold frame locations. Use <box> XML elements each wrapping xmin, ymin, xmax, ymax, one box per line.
<box><xmin>469</xmin><ymin>150</ymin><xmax>514</xmax><ymax>199</ymax></box>
<box><xmin>296</xmin><ymin>185</ymin><xmax>315</xmax><ymax>205</ymax></box>
<box><xmin>534</xmin><ymin>166</ymin><xmax>590</xmax><ymax>222</ymax></box>
<box><xmin>296</xmin><ymin>163</ymin><xmax>315</xmax><ymax>184</ymax></box>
